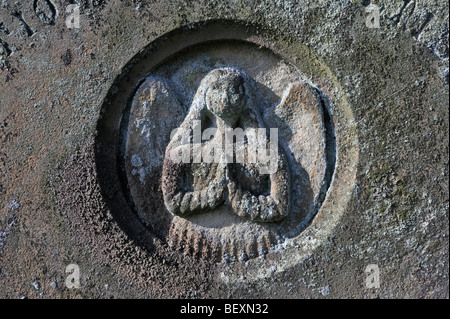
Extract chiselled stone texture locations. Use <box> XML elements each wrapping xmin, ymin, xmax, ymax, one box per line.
<box><xmin>0</xmin><ymin>0</ymin><xmax>447</xmax><ymax>299</ymax></box>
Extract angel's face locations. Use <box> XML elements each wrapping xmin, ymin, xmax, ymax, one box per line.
<box><xmin>205</xmin><ymin>69</ymin><xmax>248</xmax><ymax>124</ymax></box>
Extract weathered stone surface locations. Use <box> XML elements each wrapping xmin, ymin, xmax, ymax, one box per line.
<box><xmin>0</xmin><ymin>0</ymin><xmax>448</xmax><ymax>299</ymax></box>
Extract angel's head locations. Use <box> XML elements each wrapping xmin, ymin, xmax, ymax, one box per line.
<box><xmin>203</xmin><ymin>68</ymin><xmax>249</xmax><ymax>125</ymax></box>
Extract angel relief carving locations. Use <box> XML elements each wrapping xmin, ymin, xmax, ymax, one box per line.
<box><xmin>125</xmin><ymin>66</ymin><xmax>328</xmax><ymax>230</ymax></box>
<box><xmin>161</xmin><ymin>68</ymin><xmax>291</xmax><ymax>223</ymax></box>
<box><xmin>110</xmin><ymin>36</ymin><xmax>342</xmax><ymax>262</ymax></box>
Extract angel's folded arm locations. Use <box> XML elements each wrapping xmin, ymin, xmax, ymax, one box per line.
<box><xmin>162</xmin><ymin>158</ymin><xmax>224</xmax><ymax>215</ymax></box>
<box><xmin>227</xmin><ymin>153</ymin><xmax>290</xmax><ymax>222</ymax></box>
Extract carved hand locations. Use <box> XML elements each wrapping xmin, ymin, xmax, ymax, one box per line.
<box><xmin>225</xmin><ymin>152</ymin><xmax>290</xmax><ymax>223</ymax></box>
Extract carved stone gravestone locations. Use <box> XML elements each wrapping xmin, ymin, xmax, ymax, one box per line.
<box><xmin>0</xmin><ymin>0</ymin><xmax>448</xmax><ymax>299</ymax></box>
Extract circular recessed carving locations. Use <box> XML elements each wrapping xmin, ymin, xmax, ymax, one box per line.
<box><xmin>118</xmin><ymin>40</ymin><xmax>334</xmax><ymax>262</ymax></box>
<box><xmin>96</xmin><ymin>22</ymin><xmax>357</xmax><ymax>271</ymax></box>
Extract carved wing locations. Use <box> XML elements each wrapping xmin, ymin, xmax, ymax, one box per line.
<box><xmin>125</xmin><ymin>76</ymin><xmax>185</xmax><ymax>194</ymax></box>
<box><xmin>263</xmin><ymin>81</ymin><xmax>328</xmax><ymax>212</ymax></box>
